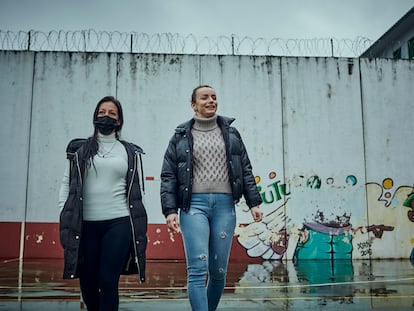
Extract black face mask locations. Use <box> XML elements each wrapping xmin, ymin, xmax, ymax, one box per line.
<box><xmin>94</xmin><ymin>116</ymin><xmax>119</xmax><ymax>135</ymax></box>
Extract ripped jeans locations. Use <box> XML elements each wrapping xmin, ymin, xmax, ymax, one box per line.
<box><xmin>180</xmin><ymin>193</ymin><xmax>236</xmax><ymax>311</ymax></box>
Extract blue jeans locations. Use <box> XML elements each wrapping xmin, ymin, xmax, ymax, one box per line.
<box><xmin>180</xmin><ymin>193</ymin><xmax>236</xmax><ymax>311</ymax></box>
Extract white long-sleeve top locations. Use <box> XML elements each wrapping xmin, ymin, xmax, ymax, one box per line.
<box><xmin>58</xmin><ymin>132</ymin><xmax>129</xmax><ymax>221</ymax></box>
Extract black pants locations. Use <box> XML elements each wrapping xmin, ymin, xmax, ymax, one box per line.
<box><xmin>79</xmin><ymin>216</ymin><xmax>132</xmax><ymax>311</ymax></box>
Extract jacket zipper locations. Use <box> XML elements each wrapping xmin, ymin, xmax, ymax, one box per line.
<box><xmin>73</xmin><ymin>151</ymin><xmax>83</xmax><ymax>278</ymax></box>
<box><xmin>186</xmin><ymin>130</ymin><xmax>194</xmax><ymax>211</ymax></box>
<box><xmin>74</xmin><ymin>152</ymin><xmax>83</xmax><ymax>186</ymax></box>
<box><xmin>127</xmin><ymin>149</ymin><xmax>141</xmax><ymax>282</ymax></box>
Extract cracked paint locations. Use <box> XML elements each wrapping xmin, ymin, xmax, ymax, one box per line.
<box><xmin>35</xmin><ymin>234</ymin><xmax>44</xmax><ymax>244</ymax></box>
<box><xmin>169</xmin><ymin>232</ymin><xmax>176</xmax><ymax>242</ymax></box>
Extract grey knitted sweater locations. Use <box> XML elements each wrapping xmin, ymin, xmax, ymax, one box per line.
<box><xmin>191</xmin><ymin>114</ymin><xmax>232</xmax><ymax>194</ymax></box>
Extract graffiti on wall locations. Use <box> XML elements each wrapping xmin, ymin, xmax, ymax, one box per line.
<box><xmin>235</xmin><ymin>171</ymin><xmax>414</xmax><ymax>260</ymax></box>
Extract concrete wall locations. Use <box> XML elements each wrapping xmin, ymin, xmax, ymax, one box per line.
<box><xmin>1</xmin><ymin>51</ymin><xmax>413</xmax><ymax>261</ymax></box>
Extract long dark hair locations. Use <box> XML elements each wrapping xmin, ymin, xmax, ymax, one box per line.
<box><xmin>82</xmin><ymin>96</ymin><xmax>124</xmax><ymax>166</ymax></box>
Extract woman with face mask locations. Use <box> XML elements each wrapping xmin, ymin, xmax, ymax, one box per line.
<box><xmin>58</xmin><ymin>96</ymin><xmax>147</xmax><ymax>311</ymax></box>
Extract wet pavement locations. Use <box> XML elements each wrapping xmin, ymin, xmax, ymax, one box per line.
<box><xmin>0</xmin><ymin>258</ymin><xmax>413</xmax><ymax>310</ymax></box>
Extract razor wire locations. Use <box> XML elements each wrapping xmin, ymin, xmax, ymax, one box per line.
<box><xmin>0</xmin><ymin>30</ymin><xmax>374</xmax><ymax>57</ymax></box>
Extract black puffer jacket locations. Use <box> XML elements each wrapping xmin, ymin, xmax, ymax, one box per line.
<box><xmin>59</xmin><ymin>138</ymin><xmax>148</xmax><ymax>282</ymax></box>
<box><xmin>160</xmin><ymin>115</ymin><xmax>262</xmax><ymax>217</ymax></box>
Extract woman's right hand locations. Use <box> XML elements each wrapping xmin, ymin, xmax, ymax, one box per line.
<box><xmin>166</xmin><ymin>213</ymin><xmax>180</xmax><ymax>232</ymax></box>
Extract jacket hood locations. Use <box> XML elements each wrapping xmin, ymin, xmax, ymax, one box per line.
<box><xmin>120</xmin><ymin>140</ymin><xmax>145</xmax><ymax>155</ymax></box>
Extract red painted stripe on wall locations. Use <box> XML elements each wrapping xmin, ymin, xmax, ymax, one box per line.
<box><xmin>0</xmin><ymin>222</ymin><xmax>258</xmax><ymax>263</ymax></box>
<box><xmin>0</xmin><ymin>222</ymin><xmax>21</xmax><ymax>258</ymax></box>
<box><xmin>24</xmin><ymin>222</ymin><xmax>62</xmax><ymax>258</ymax></box>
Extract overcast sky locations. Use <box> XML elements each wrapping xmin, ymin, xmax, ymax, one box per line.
<box><xmin>0</xmin><ymin>0</ymin><xmax>413</xmax><ymax>41</ymax></box>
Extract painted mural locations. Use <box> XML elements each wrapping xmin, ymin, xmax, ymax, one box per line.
<box><xmin>1</xmin><ymin>52</ymin><xmax>414</xmax><ymax>262</ymax></box>
<box><xmin>235</xmin><ymin>171</ymin><xmax>414</xmax><ymax>261</ymax></box>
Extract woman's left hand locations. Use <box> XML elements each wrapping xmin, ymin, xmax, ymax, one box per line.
<box><xmin>250</xmin><ymin>206</ymin><xmax>263</xmax><ymax>222</ymax></box>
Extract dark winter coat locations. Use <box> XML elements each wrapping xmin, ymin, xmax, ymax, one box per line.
<box><xmin>59</xmin><ymin>138</ymin><xmax>148</xmax><ymax>282</ymax></box>
<box><xmin>160</xmin><ymin>115</ymin><xmax>262</xmax><ymax>217</ymax></box>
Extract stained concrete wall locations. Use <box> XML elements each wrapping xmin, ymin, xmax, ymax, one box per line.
<box><xmin>0</xmin><ymin>51</ymin><xmax>413</xmax><ymax>260</ymax></box>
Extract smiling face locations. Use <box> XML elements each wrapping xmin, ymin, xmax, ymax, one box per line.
<box><xmin>191</xmin><ymin>86</ymin><xmax>218</xmax><ymax>118</ymax></box>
